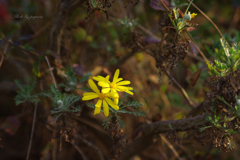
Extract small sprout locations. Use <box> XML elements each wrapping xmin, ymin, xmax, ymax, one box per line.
<box><xmin>118</xmin><ymin>17</ymin><xmax>139</xmax><ymax>32</ymax></box>
<box><xmin>57</xmin><ymin>100</ymin><xmax>63</xmax><ymax>108</ymax></box>
<box><xmin>237</xmin><ymin>99</ymin><xmax>240</xmax><ymax>105</ymax></box>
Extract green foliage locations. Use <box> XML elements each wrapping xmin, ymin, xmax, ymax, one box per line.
<box><xmin>205</xmin><ymin>107</ymin><xmax>223</xmax><ymax>128</ymax></box>
<box><xmin>118</xmin><ymin>17</ymin><xmax>139</xmax><ymax>32</ymax></box>
<box><xmin>168</xmin><ymin>0</ymin><xmax>195</xmax><ymax>34</ymax></box>
<box><xmin>58</xmin><ymin>66</ymin><xmax>91</xmax><ymax>92</ymax></box>
<box><xmin>207</xmin><ymin>38</ymin><xmax>240</xmax><ymax>76</ymax></box>
<box><xmin>45</xmin><ymin>86</ymin><xmax>81</xmax><ymax>121</ymax></box>
<box><xmin>90</xmin><ymin>0</ymin><xmax>98</xmax><ymax>8</ymax></box>
<box><xmin>14</xmin><ymin>78</ymin><xmax>40</xmax><ymax>105</ymax></box>
<box><xmin>87</xmin><ymin>92</ymin><xmax>146</xmax><ymax>129</ymax></box>
<box><xmin>218</xmin><ymin>96</ymin><xmax>240</xmax><ymax>118</ymax></box>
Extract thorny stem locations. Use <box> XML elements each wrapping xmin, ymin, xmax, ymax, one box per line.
<box><xmin>187</xmin><ymin>0</ymin><xmax>230</xmax><ymax>48</ymax></box>
<box><xmin>26</xmin><ymin>103</ymin><xmax>38</xmax><ymax>160</ymax></box>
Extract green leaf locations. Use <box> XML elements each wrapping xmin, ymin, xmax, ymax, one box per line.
<box><xmin>90</xmin><ymin>0</ymin><xmax>98</xmax><ymax>8</ymax></box>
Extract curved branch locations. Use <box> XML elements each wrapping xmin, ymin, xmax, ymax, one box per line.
<box><xmin>120</xmin><ymin>114</ymin><xmax>207</xmax><ymax>160</ymax></box>
<box><xmin>142</xmin><ymin>113</ymin><xmax>207</xmax><ymax>136</ymax></box>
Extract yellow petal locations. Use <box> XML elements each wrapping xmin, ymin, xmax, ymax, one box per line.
<box><xmin>105</xmin><ymin>75</ymin><xmax>110</xmax><ymax>81</ymax></box>
<box><xmin>98</xmin><ymin>81</ymin><xmax>110</xmax><ymax>87</ymax></box>
<box><xmin>102</xmin><ymin>88</ymin><xmax>111</xmax><ymax>93</ymax></box>
<box><xmin>94</xmin><ymin>107</ymin><xmax>101</xmax><ymax>115</ymax></box>
<box><xmin>82</xmin><ymin>94</ymin><xmax>99</xmax><ymax>100</ymax></box>
<box><xmin>113</xmin><ymin>69</ymin><xmax>120</xmax><ymax>83</ymax></box>
<box><xmin>127</xmin><ymin>87</ymin><xmax>133</xmax><ymax>90</ymax></box>
<box><xmin>83</xmin><ymin>92</ymin><xmax>98</xmax><ymax>96</ymax></box>
<box><xmin>89</xmin><ymin>79</ymin><xmax>100</xmax><ymax>94</ymax></box>
<box><xmin>105</xmin><ymin>98</ymin><xmax>119</xmax><ymax>110</ymax></box>
<box><xmin>93</xmin><ymin>76</ymin><xmax>106</xmax><ymax>82</ymax></box>
<box><xmin>191</xmin><ymin>13</ymin><xmax>197</xmax><ymax>18</ymax></box>
<box><xmin>111</xmin><ymin>89</ymin><xmax>119</xmax><ymax>98</ymax></box>
<box><xmin>124</xmin><ymin>90</ymin><xmax>134</xmax><ymax>95</ymax></box>
<box><xmin>95</xmin><ymin>99</ymin><xmax>102</xmax><ymax>108</ymax></box>
<box><xmin>116</xmin><ymin>86</ymin><xmax>130</xmax><ymax>91</ymax></box>
<box><xmin>115</xmin><ymin>78</ymin><xmax>123</xmax><ymax>83</ymax></box>
<box><xmin>116</xmin><ymin>80</ymin><xmax>130</xmax><ymax>86</ymax></box>
<box><xmin>114</xmin><ymin>98</ymin><xmax>119</xmax><ymax>105</ymax></box>
<box><xmin>103</xmin><ymin>100</ymin><xmax>109</xmax><ymax>117</ymax></box>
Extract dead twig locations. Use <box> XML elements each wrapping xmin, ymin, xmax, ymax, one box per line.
<box><xmin>76</xmin><ymin>135</ymin><xmax>104</xmax><ymax>160</ymax></box>
<box><xmin>71</xmin><ymin>142</ymin><xmax>88</xmax><ymax>160</ymax></box>
<box><xmin>187</xmin><ymin>0</ymin><xmax>230</xmax><ymax>48</ymax></box>
<box><xmin>26</xmin><ymin>103</ymin><xmax>38</xmax><ymax>160</ymax></box>
<box><xmin>160</xmin><ymin>134</ymin><xmax>183</xmax><ymax>160</ymax></box>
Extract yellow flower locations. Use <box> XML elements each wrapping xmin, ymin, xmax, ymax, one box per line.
<box><xmin>82</xmin><ymin>79</ymin><xmax>119</xmax><ymax>117</ymax></box>
<box><xmin>93</xmin><ymin>69</ymin><xmax>133</xmax><ymax>98</ymax></box>
<box><xmin>191</xmin><ymin>13</ymin><xmax>197</xmax><ymax>19</ymax></box>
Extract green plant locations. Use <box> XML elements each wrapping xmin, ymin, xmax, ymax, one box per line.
<box><xmin>207</xmin><ymin>38</ymin><xmax>240</xmax><ymax>76</ymax></box>
<box><xmin>14</xmin><ymin>78</ymin><xmax>40</xmax><ymax>105</ymax></box>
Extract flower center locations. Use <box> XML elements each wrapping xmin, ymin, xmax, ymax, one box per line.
<box><xmin>110</xmin><ymin>82</ymin><xmax>117</xmax><ymax>89</ymax></box>
<box><xmin>99</xmin><ymin>93</ymin><xmax>106</xmax><ymax>100</ymax></box>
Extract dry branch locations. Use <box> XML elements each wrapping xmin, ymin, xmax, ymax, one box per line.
<box><xmin>120</xmin><ymin>113</ymin><xmax>207</xmax><ymax>160</ymax></box>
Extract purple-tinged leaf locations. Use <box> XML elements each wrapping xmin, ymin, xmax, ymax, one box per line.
<box><xmin>72</xmin><ymin>64</ymin><xmax>85</xmax><ymax>76</ymax></box>
<box><xmin>46</xmin><ymin>50</ymin><xmax>60</xmax><ymax>63</ymax></box>
<box><xmin>19</xmin><ymin>34</ymin><xmax>33</xmax><ymax>40</ymax></box>
<box><xmin>11</xmin><ymin>40</ymin><xmax>21</xmax><ymax>47</ymax></box>
<box><xmin>190</xmin><ymin>43</ymin><xmax>199</xmax><ymax>54</ymax></box>
<box><xmin>144</xmin><ymin>36</ymin><xmax>161</xmax><ymax>43</ymax></box>
<box><xmin>150</xmin><ymin>0</ymin><xmax>170</xmax><ymax>11</ymax></box>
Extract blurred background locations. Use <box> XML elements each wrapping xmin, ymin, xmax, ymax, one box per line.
<box><xmin>0</xmin><ymin>0</ymin><xmax>240</xmax><ymax>159</ymax></box>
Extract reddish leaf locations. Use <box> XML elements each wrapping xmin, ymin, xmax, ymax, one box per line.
<box><xmin>189</xmin><ymin>68</ymin><xmax>202</xmax><ymax>86</ymax></box>
<box><xmin>0</xmin><ymin>116</ymin><xmax>20</xmax><ymax>135</ymax></box>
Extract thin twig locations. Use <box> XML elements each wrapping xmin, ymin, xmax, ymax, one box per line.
<box><xmin>165</xmin><ymin>71</ymin><xmax>195</xmax><ymax>108</ymax></box>
<box><xmin>0</xmin><ymin>48</ymin><xmax>4</xmax><ymax>68</ymax></box>
<box><xmin>137</xmin><ymin>24</ymin><xmax>161</xmax><ymax>42</ymax></box>
<box><xmin>177</xmin><ymin>144</ymin><xmax>195</xmax><ymax>160</ymax></box>
<box><xmin>33</xmin><ymin>21</ymin><xmax>52</xmax><ymax>38</ymax></box>
<box><xmin>76</xmin><ymin>135</ymin><xmax>104</xmax><ymax>160</ymax></box>
<box><xmin>187</xmin><ymin>0</ymin><xmax>230</xmax><ymax>48</ymax></box>
<box><xmin>71</xmin><ymin>142</ymin><xmax>87</xmax><ymax>160</ymax></box>
<box><xmin>187</xmin><ymin>52</ymin><xmax>205</xmax><ymax>62</ymax></box>
<box><xmin>159</xmin><ymin>0</ymin><xmax>170</xmax><ymax>12</ymax></box>
<box><xmin>228</xmin><ymin>7</ymin><xmax>240</xmax><ymax>33</ymax></box>
<box><xmin>160</xmin><ymin>134</ymin><xmax>183</xmax><ymax>160</ymax></box>
<box><xmin>45</xmin><ymin>56</ymin><xmax>57</xmax><ymax>88</ymax></box>
<box><xmin>26</xmin><ymin>103</ymin><xmax>38</xmax><ymax>160</ymax></box>
<box><xmin>72</xmin><ymin>116</ymin><xmax>108</xmax><ymax>135</ymax></box>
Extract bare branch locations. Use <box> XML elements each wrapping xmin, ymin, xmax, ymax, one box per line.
<box><xmin>120</xmin><ymin>114</ymin><xmax>207</xmax><ymax>160</ymax></box>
